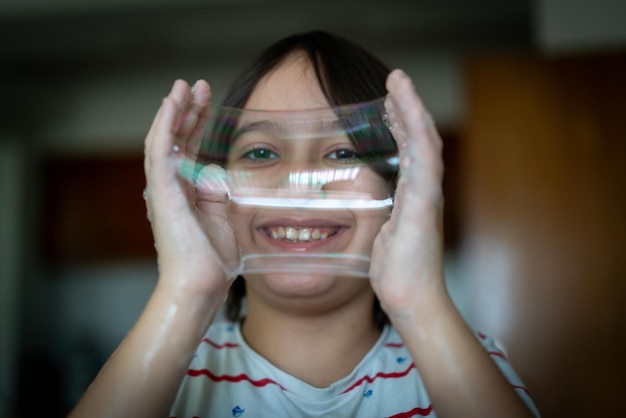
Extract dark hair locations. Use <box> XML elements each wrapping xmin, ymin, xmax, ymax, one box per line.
<box><xmin>218</xmin><ymin>31</ymin><xmax>395</xmax><ymax>328</ymax></box>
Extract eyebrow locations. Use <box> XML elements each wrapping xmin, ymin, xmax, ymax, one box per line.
<box><xmin>234</xmin><ymin>120</ymin><xmax>280</xmax><ymax>138</ymax></box>
<box><xmin>234</xmin><ymin>119</ymin><xmax>345</xmax><ymax>139</ymax></box>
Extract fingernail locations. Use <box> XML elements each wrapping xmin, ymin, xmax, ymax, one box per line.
<box><xmin>395</xmin><ymin>69</ymin><xmax>408</xmax><ymax>79</ymax></box>
<box><xmin>171</xmin><ymin>79</ymin><xmax>184</xmax><ymax>93</ymax></box>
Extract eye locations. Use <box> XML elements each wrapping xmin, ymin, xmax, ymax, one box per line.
<box><xmin>326</xmin><ymin>147</ymin><xmax>361</xmax><ymax>163</ymax></box>
<box><xmin>240</xmin><ymin>147</ymin><xmax>279</xmax><ymax>161</ymax></box>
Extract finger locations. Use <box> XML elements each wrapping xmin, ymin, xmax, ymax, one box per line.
<box><xmin>149</xmin><ymin>96</ymin><xmax>181</xmax><ymax>165</ymax></box>
<box><xmin>144</xmin><ymin>81</ymin><xmax>190</xmax><ymax>172</ymax></box>
<box><xmin>192</xmin><ymin>79</ymin><xmax>212</xmax><ymax>106</ymax></box>
<box><xmin>383</xmin><ymin>94</ymin><xmax>407</xmax><ymax>154</ymax></box>
<box><xmin>385</xmin><ymin>69</ymin><xmax>443</xmax><ymax>195</ymax></box>
<box><xmin>179</xmin><ymin>80</ymin><xmax>209</xmax><ymax>126</ymax></box>
<box><xmin>183</xmin><ymin>80</ymin><xmax>212</xmax><ymax>158</ymax></box>
<box><xmin>144</xmin><ymin>101</ymin><xmax>166</xmax><ymax>175</ymax></box>
<box><xmin>190</xmin><ymin>80</ymin><xmax>212</xmax><ymax>138</ymax></box>
<box><xmin>170</xmin><ymin>79</ymin><xmax>192</xmax><ymax>124</ymax></box>
<box><xmin>175</xmin><ymin>81</ymin><xmax>204</xmax><ymax>141</ymax></box>
<box><xmin>383</xmin><ymin>175</ymin><xmax>406</xmax><ymax>236</ymax></box>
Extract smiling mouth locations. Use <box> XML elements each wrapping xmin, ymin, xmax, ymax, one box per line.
<box><xmin>263</xmin><ymin>226</ymin><xmax>341</xmax><ymax>243</ymax></box>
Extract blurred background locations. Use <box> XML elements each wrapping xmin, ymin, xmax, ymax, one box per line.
<box><xmin>1</xmin><ymin>0</ymin><xmax>624</xmax><ymax>416</ymax></box>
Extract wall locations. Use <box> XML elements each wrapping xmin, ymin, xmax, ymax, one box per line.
<box><xmin>460</xmin><ymin>53</ymin><xmax>626</xmax><ymax>417</ymax></box>
<box><xmin>536</xmin><ymin>0</ymin><xmax>626</xmax><ymax>52</ymax></box>
<box><xmin>0</xmin><ymin>139</ymin><xmax>25</xmax><ymax>417</ymax></box>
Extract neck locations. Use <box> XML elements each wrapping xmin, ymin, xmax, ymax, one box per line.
<box><xmin>241</xmin><ymin>288</ymin><xmax>382</xmax><ymax>388</ymax></box>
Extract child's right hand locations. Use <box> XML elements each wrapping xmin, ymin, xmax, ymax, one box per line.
<box><xmin>143</xmin><ymin>79</ymin><xmax>241</xmax><ymax>298</ymax></box>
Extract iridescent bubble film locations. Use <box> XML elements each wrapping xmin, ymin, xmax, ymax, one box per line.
<box><xmin>178</xmin><ymin>97</ymin><xmax>401</xmax><ymax>278</ymax></box>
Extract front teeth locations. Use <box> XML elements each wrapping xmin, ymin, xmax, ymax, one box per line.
<box><xmin>285</xmin><ymin>227</ymin><xmax>298</xmax><ymax>241</ymax></box>
<box><xmin>270</xmin><ymin>227</ymin><xmax>329</xmax><ymax>242</ymax></box>
<box><xmin>298</xmin><ymin>228</ymin><xmax>311</xmax><ymax>241</ymax></box>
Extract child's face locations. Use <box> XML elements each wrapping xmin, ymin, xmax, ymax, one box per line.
<box><xmin>226</xmin><ymin>52</ymin><xmax>391</xmax><ymax>304</ymax></box>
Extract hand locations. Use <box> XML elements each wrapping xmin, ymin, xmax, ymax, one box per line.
<box><xmin>369</xmin><ymin>69</ymin><xmax>447</xmax><ymax>320</ymax></box>
<box><xmin>144</xmin><ymin>79</ymin><xmax>241</xmax><ymax>297</ymax></box>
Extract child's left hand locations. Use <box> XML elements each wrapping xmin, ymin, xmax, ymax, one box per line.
<box><xmin>369</xmin><ymin>69</ymin><xmax>448</xmax><ymax>321</ymax></box>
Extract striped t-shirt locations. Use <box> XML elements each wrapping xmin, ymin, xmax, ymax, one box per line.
<box><xmin>170</xmin><ymin>321</ymin><xmax>538</xmax><ymax>417</ymax></box>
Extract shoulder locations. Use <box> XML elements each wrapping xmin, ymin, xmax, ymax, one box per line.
<box><xmin>376</xmin><ymin>327</ymin><xmax>540</xmax><ymax>417</ymax></box>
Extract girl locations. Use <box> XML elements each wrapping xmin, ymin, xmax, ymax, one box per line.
<box><xmin>69</xmin><ymin>31</ymin><xmax>538</xmax><ymax>418</ymax></box>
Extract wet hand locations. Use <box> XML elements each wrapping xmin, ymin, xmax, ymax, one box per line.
<box><xmin>369</xmin><ymin>69</ymin><xmax>447</xmax><ymax>320</ymax></box>
<box><xmin>143</xmin><ymin>80</ymin><xmax>240</xmax><ymax>297</ymax></box>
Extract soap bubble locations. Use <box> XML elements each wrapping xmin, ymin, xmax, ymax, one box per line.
<box><xmin>178</xmin><ymin>96</ymin><xmax>401</xmax><ymax>278</ymax></box>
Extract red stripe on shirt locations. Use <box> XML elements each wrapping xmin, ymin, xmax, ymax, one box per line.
<box><xmin>388</xmin><ymin>405</ymin><xmax>434</xmax><ymax>417</ymax></box>
<box><xmin>202</xmin><ymin>338</ymin><xmax>240</xmax><ymax>349</ymax></box>
<box><xmin>187</xmin><ymin>369</ymin><xmax>287</xmax><ymax>391</ymax></box>
<box><xmin>340</xmin><ymin>363</ymin><xmax>416</xmax><ymax>394</ymax></box>
<box><xmin>385</xmin><ymin>342</ymin><xmax>405</xmax><ymax>348</ymax></box>
<box><xmin>488</xmin><ymin>350</ymin><xmax>506</xmax><ymax>359</ymax></box>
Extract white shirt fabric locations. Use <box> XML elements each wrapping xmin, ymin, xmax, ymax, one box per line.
<box><xmin>170</xmin><ymin>320</ymin><xmax>539</xmax><ymax>418</ymax></box>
